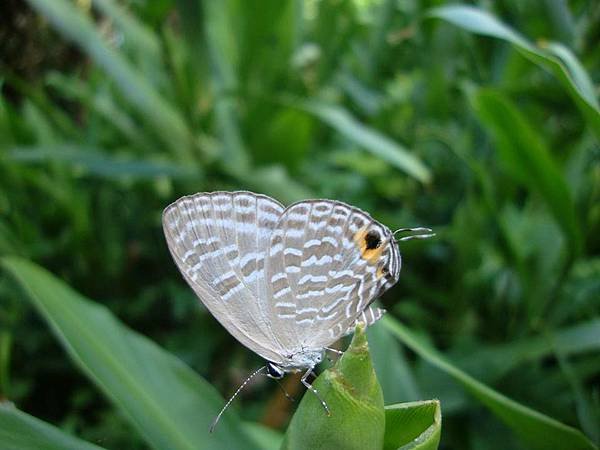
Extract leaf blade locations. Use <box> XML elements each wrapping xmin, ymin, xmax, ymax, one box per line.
<box><xmin>470</xmin><ymin>89</ymin><xmax>582</xmax><ymax>256</ymax></box>
<box><xmin>429</xmin><ymin>5</ymin><xmax>600</xmax><ymax>139</ymax></box>
<box><xmin>382</xmin><ymin>316</ymin><xmax>598</xmax><ymax>450</ymax></box>
<box><xmin>295</xmin><ymin>99</ymin><xmax>432</xmax><ymax>183</ymax></box>
<box><xmin>1</xmin><ymin>257</ymin><xmax>258</xmax><ymax>450</ymax></box>
<box><xmin>26</xmin><ymin>0</ymin><xmax>195</xmax><ymax>162</ymax></box>
<box><xmin>0</xmin><ymin>404</ymin><xmax>106</xmax><ymax>450</ymax></box>
<box><xmin>384</xmin><ymin>400</ymin><xmax>442</xmax><ymax>450</ymax></box>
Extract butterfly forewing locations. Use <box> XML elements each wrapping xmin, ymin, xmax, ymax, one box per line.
<box><xmin>162</xmin><ymin>191</ymin><xmax>287</xmax><ymax>363</ymax></box>
<box><xmin>265</xmin><ymin>200</ymin><xmax>399</xmax><ymax>352</ymax></box>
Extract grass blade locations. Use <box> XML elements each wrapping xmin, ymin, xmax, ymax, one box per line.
<box><xmin>382</xmin><ymin>316</ymin><xmax>598</xmax><ymax>450</ymax></box>
<box><xmin>1</xmin><ymin>257</ymin><xmax>259</xmax><ymax>450</ymax></box>
<box><xmin>296</xmin><ymin>99</ymin><xmax>431</xmax><ymax>183</ymax></box>
<box><xmin>92</xmin><ymin>0</ymin><xmax>161</xmax><ymax>61</ymax></box>
<box><xmin>8</xmin><ymin>145</ymin><xmax>194</xmax><ymax>179</ymax></box>
<box><xmin>471</xmin><ymin>89</ymin><xmax>582</xmax><ymax>256</ymax></box>
<box><xmin>429</xmin><ymin>5</ymin><xmax>600</xmax><ymax>140</ymax></box>
<box><xmin>455</xmin><ymin>319</ymin><xmax>600</xmax><ymax>384</ymax></box>
<box><xmin>26</xmin><ymin>0</ymin><xmax>195</xmax><ymax>162</ymax></box>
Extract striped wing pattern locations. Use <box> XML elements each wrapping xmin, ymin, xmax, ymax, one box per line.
<box><xmin>265</xmin><ymin>200</ymin><xmax>400</xmax><ymax>352</ymax></box>
<box><xmin>163</xmin><ymin>191</ymin><xmax>401</xmax><ymax>365</ymax></box>
<box><xmin>162</xmin><ymin>191</ymin><xmax>287</xmax><ymax>363</ymax></box>
<box><xmin>347</xmin><ymin>306</ymin><xmax>386</xmax><ymax>336</ymax></box>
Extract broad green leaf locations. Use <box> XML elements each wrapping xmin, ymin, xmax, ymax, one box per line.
<box><xmin>1</xmin><ymin>257</ymin><xmax>259</xmax><ymax>450</ymax></box>
<box><xmin>0</xmin><ymin>403</ymin><xmax>105</xmax><ymax>450</ymax></box>
<box><xmin>384</xmin><ymin>400</ymin><xmax>442</xmax><ymax>450</ymax></box>
<box><xmin>383</xmin><ymin>316</ymin><xmax>598</xmax><ymax>450</ymax></box>
<box><xmin>294</xmin><ymin>99</ymin><xmax>432</xmax><ymax>183</ymax></box>
<box><xmin>281</xmin><ymin>325</ymin><xmax>385</xmax><ymax>450</ymax></box>
<box><xmin>471</xmin><ymin>89</ymin><xmax>582</xmax><ymax>256</ymax></box>
<box><xmin>26</xmin><ymin>0</ymin><xmax>195</xmax><ymax>162</ymax></box>
<box><xmin>429</xmin><ymin>5</ymin><xmax>600</xmax><ymax>139</ymax></box>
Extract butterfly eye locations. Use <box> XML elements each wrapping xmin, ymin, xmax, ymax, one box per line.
<box><xmin>266</xmin><ymin>362</ymin><xmax>284</xmax><ymax>379</ymax></box>
<box><xmin>365</xmin><ymin>230</ymin><xmax>381</xmax><ymax>250</ymax></box>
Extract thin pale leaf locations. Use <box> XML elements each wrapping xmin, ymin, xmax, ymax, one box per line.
<box><xmin>295</xmin><ymin>99</ymin><xmax>431</xmax><ymax>183</ymax></box>
<box><xmin>9</xmin><ymin>146</ymin><xmax>194</xmax><ymax>179</ymax></box>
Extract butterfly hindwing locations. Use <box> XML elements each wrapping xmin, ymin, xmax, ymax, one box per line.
<box><xmin>265</xmin><ymin>200</ymin><xmax>400</xmax><ymax>352</ymax></box>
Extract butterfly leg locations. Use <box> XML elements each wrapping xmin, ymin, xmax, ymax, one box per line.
<box><xmin>301</xmin><ymin>368</ymin><xmax>331</xmax><ymax>416</ymax></box>
<box><xmin>274</xmin><ymin>378</ymin><xmax>295</xmax><ymax>402</ymax></box>
<box><xmin>324</xmin><ymin>347</ymin><xmax>344</xmax><ymax>355</ymax></box>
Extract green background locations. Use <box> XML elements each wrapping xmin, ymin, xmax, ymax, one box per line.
<box><xmin>0</xmin><ymin>0</ymin><xmax>598</xmax><ymax>449</ymax></box>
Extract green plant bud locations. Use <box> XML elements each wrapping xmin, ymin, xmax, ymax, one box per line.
<box><xmin>281</xmin><ymin>324</ymin><xmax>384</xmax><ymax>450</ymax></box>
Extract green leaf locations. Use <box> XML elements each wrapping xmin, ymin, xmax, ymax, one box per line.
<box><xmin>470</xmin><ymin>89</ymin><xmax>582</xmax><ymax>256</ymax></box>
<box><xmin>428</xmin><ymin>5</ymin><xmax>600</xmax><ymax>140</ymax></box>
<box><xmin>200</xmin><ymin>0</ymin><xmax>250</xmax><ymax>173</ymax></box>
<box><xmin>280</xmin><ymin>325</ymin><xmax>385</xmax><ymax>450</ymax></box>
<box><xmin>0</xmin><ymin>403</ymin><xmax>105</xmax><ymax>450</ymax></box>
<box><xmin>455</xmin><ymin>319</ymin><xmax>600</xmax><ymax>384</ymax></box>
<box><xmin>1</xmin><ymin>257</ymin><xmax>259</xmax><ymax>450</ymax></box>
<box><xmin>368</xmin><ymin>320</ymin><xmax>421</xmax><ymax>403</ymax></box>
<box><xmin>384</xmin><ymin>400</ymin><xmax>442</xmax><ymax>450</ymax></box>
<box><xmin>241</xmin><ymin>165</ymin><xmax>314</xmax><ymax>205</ymax></box>
<box><xmin>92</xmin><ymin>0</ymin><xmax>161</xmax><ymax>62</ymax></box>
<box><xmin>382</xmin><ymin>316</ymin><xmax>598</xmax><ymax>450</ymax></box>
<box><xmin>45</xmin><ymin>72</ymin><xmax>156</xmax><ymax>151</ymax></box>
<box><xmin>26</xmin><ymin>0</ymin><xmax>195</xmax><ymax>162</ymax></box>
<box><xmin>8</xmin><ymin>146</ymin><xmax>194</xmax><ymax>179</ymax></box>
<box><xmin>243</xmin><ymin>423</ymin><xmax>284</xmax><ymax>450</ymax></box>
<box><xmin>294</xmin><ymin>99</ymin><xmax>432</xmax><ymax>183</ymax></box>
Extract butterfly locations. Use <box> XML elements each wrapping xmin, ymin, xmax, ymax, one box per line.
<box><xmin>162</xmin><ymin>191</ymin><xmax>432</xmax><ymax>430</ymax></box>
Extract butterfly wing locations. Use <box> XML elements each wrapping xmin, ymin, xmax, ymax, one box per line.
<box><xmin>264</xmin><ymin>199</ymin><xmax>401</xmax><ymax>353</ymax></box>
<box><xmin>345</xmin><ymin>306</ymin><xmax>386</xmax><ymax>336</ymax></box>
<box><xmin>162</xmin><ymin>191</ymin><xmax>287</xmax><ymax>363</ymax></box>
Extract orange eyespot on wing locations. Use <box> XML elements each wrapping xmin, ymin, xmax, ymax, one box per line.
<box><xmin>354</xmin><ymin>227</ymin><xmax>386</xmax><ymax>265</ymax></box>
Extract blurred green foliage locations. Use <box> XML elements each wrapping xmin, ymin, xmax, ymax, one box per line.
<box><xmin>0</xmin><ymin>0</ymin><xmax>599</xmax><ymax>449</ymax></box>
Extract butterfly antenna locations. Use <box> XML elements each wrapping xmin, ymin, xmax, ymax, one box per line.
<box><xmin>393</xmin><ymin>227</ymin><xmax>435</xmax><ymax>242</ymax></box>
<box><xmin>210</xmin><ymin>365</ymin><xmax>266</xmax><ymax>433</ymax></box>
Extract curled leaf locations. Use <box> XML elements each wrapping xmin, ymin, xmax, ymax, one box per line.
<box><xmin>384</xmin><ymin>400</ymin><xmax>442</xmax><ymax>450</ymax></box>
<box><xmin>281</xmin><ymin>324</ymin><xmax>385</xmax><ymax>450</ymax></box>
